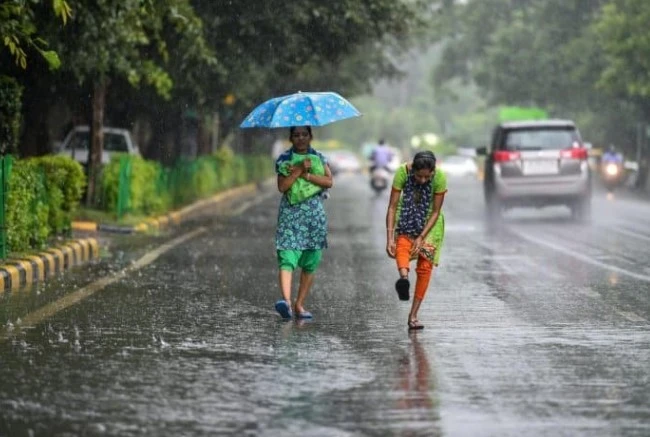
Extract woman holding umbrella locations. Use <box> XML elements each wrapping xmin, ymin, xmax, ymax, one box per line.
<box><xmin>385</xmin><ymin>150</ymin><xmax>447</xmax><ymax>330</ymax></box>
<box><xmin>240</xmin><ymin>91</ymin><xmax>360</xmax><ymax>320</ymax></box>
<box><xmin>274</xmin><ymin>126</ymin><xmax>333</xmax><ymax>319</ymax></box>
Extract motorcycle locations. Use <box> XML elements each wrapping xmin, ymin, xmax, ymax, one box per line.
<box><xmin>600</xmin><ymin>161</ymin><xmax>625</xmax><ymax>193</ymax></box>
<box><xmin>370</xmin><ymin>166</ymin><xmax>392</xmax><ymax>195</ymax></box>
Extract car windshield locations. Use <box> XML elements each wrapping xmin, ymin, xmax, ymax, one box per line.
<box><xmin>504</xmin><ymin>128</ymin><xmax>578</xmax><ymax>151</ymax></box>
<box><xmin>64</xmin><ymin>132</ymin><xmax>128</xmax><ymax>152</ymax></box>
<box><xmin>65</xmin><ymin>132</ymin><xmax>89</xmax><ymax>150</ymax></box>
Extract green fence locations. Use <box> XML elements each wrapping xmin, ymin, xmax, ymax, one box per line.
<box><xmin>0</xmin><ymin>156</ymin><xmax>13</xmax><ymax>259</ymax></box>
<box><xmin>105</xmin><ymin>153</ymin><xmax>273</xmax><ymax>220</ymax></box>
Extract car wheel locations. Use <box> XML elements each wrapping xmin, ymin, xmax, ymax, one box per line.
<box><xmin>485</xmin><ymin>194</ymin><xmax>502</xmax><ymax>222</ymax></box>
<box><xmin>571</xmin><ymin>196</ymin><xmax>591</xmax><ymax>222</ymax></box>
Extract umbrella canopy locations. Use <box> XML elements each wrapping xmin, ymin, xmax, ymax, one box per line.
<box><xmin>240</xmin><ymin>91</ymin><xmax>361</xmax><ymax>128</ymax></box>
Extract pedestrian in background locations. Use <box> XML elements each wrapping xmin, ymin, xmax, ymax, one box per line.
<box><xmin>385</xmin><ymin>150</ymin><xmax>447</xmax><ymax>330</ymax></box>
<box><xmin>274</xmin><ymin>126</ymin><xmax>333</xmax><ymax>320</ymax></box>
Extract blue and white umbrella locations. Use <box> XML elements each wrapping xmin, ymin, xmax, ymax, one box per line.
<box><xmin>240</xmin><ymin>91</ymin><xmax>361</xmax><ymax>128</ymax></box>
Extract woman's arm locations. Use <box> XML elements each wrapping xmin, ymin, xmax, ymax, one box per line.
<box><xmin>302</xmin><ymin>163</ymin><xmax>333</xmax><ymax>189</ymax></box>
<box><xmin>277</xmin><ymin>165</ymin><xmax>303</xmax><ymax>193</ymax></box>
<box><xmin>385</xmin><ymin>189</ymin><xmax>401</xmax><ymax>257</ymax></box>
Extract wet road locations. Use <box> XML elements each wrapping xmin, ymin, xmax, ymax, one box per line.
<box><xmin>0</xmin><ymin>174</ymin><xmax>649</xmax><ymax>436</ymax></box>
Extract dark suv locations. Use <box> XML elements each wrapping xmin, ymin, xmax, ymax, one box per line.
<box><xmin>477</xmin><ymin>120</ymin><xmax>591</xmax><ymax>220</ymax></box>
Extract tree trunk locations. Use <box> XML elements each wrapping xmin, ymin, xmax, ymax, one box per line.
<box><xmin>85</xmin><ymin>80</ymin><xmax>107</xmax><ymax>206</ymax></box>
<box><xmin>197</xmin><ymin>113</ymin><xmax>211</xmax><ymax>156</ymax></box>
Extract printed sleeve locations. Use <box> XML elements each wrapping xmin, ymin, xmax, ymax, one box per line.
<box><xmin>275</xmin><ymin>150</ymin><xmax>291</xmax><ymax>175</ymax></box>
<box><xmin>392</xmin><ymin>164</ymin><xmax>408</xmax><ymax>190</ymax></box>
<box><xmin>434</xmin><ymin>169</ymin><xmax>448</xmax><ymax>194</ymax></box>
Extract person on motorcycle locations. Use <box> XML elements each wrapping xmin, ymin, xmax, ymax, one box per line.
<box><xmin>600</xmin><ymin>144</ymin><xmax>625</xmax><ymax>193</ymax></box>
<box><xmin>370</xmin><ymin>139</ymin><xmax>394</xmax><ymax>173</ymax></box>
<box><xmin>601</xmin><ymin>144</ymin><xmax>623</xmax><ymax>165</ymax></box>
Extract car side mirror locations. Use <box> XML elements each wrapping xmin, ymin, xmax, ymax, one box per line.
<box><xmin>476</xmin><ymin>146</ymin><xmax>487</xmax><ymax>156</ymax></box>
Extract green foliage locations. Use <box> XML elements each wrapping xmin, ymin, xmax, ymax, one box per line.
<box><xmin>101</xmin><ymin>155</ymin><xmax>170</xmax><ymax>217</ymax></box>
<box><xmin>6</xmin><ymin>160</ymin><xmax>48</xmax><ymax>252</ymax></box>
<box><xmin>0</xmin><ymin>76</ymin><xmax>23</xmax><ymax>155</ymax></box>
<box><xmin>596</xmin><ymin>0</ymin><xmax>650</xmax><ymax>99</ymax></box>
<box><xmin>31</xmin><ymin>155</ymin><xmax>86</xmax><ymax>234</ymax></box>
<box><xmin>5</xmin><ymin>155</ymin><xmax>85</xmax><ymax>252</ymax></box>
<box><xmin>429</xmin><ymin>0</ymin><xmax>649</xmax><ymax>150</ymax></box>
<box><xmin>97</xmin><ymin>151</ymin><xmax>274</xmax><ymax>220</ymax></box>
<box><xmin>0</xmin><ymin>0</ymin><xmax>70</xmax><ymax>69</ymax></box>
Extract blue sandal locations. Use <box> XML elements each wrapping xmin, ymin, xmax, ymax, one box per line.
<box><xmin>274</xmin><ymin>300</ymin><xmax>292</xmax><ymax>319</ymax></box>
<box><xmin>296</xmin><ymin>310</ymin><xmax>313</xmax><ymax>319</ymax></box>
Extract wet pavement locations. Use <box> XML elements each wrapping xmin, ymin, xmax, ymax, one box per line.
<box><xmin>0</xmin><ymin>174</ymin><xmax>649</xmax><ymax>436</ymax></box>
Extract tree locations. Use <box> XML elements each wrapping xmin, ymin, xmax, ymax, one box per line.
<box><xmin>192</xmin><ymin>0</ymin><xmax>429</xmax><ymax>146</ymax></box>
<box><xmin>53</xmin><ymin>0</ymin><xmax>215</xmax><ymax>203</ymax></box>
<box><xmin>596</xmin><ymin>0</ymin><xmax>650</xmax><ymax>104</ymax></box>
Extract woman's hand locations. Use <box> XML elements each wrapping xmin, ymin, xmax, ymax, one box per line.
<box><xmin>299</xmin><ymin>159</ymin><xmax>312</xmax><ymax>173</ymax></box>
<box><xmin>410</xmin><ymin>235</ymin><xmax>424</xmax><ymax>257</ymax></box>
<box><xmin>386</xmin><ymin>240</ymin><xmax>396</xmax><ymax>258</ymax></box>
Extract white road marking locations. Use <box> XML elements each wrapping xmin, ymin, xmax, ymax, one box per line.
<box><xmin>0</xmin><ymin>227</ymin><xmax>208</xmax><ymax>342</ymax></box>
<box><xmin>227</xmin><ymin>190</ymin><xmax>276</xmax><ymax>216</ymax></box>
<box><xmin>510</xmin><ymin>229</ymin><xmax>650</xmax><ymax>283</ymax></box>
<box><xmin>611</xmin><ymin>227</ymin><xmax>650</xmax><ymax>243</ymax></box>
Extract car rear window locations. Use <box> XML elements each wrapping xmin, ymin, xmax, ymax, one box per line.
<box><xmin>502</xmin><ymin>127</ymin><xmax>579</xmax><ymax>151</ymax></box>
<box><xmin>104</xmin><ymin>133</ymin><xmax>129</xmax><ymax>152</ymax></box>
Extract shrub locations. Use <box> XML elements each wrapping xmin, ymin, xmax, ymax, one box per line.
<box><xmin>6</xmin><ymin>160</ymin><xmax>48</xmax><ymax>251</ymax></box>
<box><xmin>33</xmin><ymin>156</ymin><xmax>86</xmax><ymax>234</ymax></box>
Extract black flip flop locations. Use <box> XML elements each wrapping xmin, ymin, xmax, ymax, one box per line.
<box><xmin>395</xmin><ymin>278</ymin><xmax>410</xmax><ymax>301</ymax></box>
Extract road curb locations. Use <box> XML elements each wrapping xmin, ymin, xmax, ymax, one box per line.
<box><xmin>71</xmin><ymin>182</ymin><xmax>261</xmax><ymax>234</ymax></box>
<box><xmin>0</xmin><ymin>238</ymin><xmax>99</xmax><ymax>292</ymax></box>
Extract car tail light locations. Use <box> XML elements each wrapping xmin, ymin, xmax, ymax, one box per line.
<box><xmin>493</xmin><ymin>151</ymin><xmax>521</xmax><ymax>162</ymax></box>
<box><xmin>560</xmin><ymin>148</ymin><xmax>588</xmax><ymax>160</ymax></box>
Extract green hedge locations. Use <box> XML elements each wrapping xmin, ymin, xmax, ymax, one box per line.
<box><xmin>99</xmin><ymin>150</ymin><xmax>275</xmax><ymax>218</ymax></box>
<box><xmin>6</xmin><ymin>156</ymin><xmax>85</xmax><ymax>252</ymax></box>
<box><xmin>101</xmin><ymin>154</ymin><xmax>170</xmax><ymax>216</ymax></box>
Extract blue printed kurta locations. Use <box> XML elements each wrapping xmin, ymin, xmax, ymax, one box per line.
<box><xmin>275</xmin><ymin>147</ymin><xmax>329</xmax><ymax>250</ymax></box>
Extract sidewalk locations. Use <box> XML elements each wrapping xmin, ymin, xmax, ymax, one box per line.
<box><xmin>0</xmin><ymin>182</ymin><xmax>265</xmax><ymax>292</ymax></box>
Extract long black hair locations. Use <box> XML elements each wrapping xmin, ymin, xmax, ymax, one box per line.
<box><xmin>412</xmin><ymin>150</ymin><xmax>436</xmax><ymax>172</ymax></box>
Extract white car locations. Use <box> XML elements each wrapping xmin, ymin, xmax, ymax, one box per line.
<box><xmin>57</xmin><ymin>126</ymin><xmax>140</xmax><ymax>165</ymax></box>
<box><xmin>438</xmin><ymin>155</ymin><xmax>478</xmax><ymax>178</ymax></box>
<box><xmin>324</xmin><ymin>150</ymin><xmax>362</xmax><ymax>174</ymax></box>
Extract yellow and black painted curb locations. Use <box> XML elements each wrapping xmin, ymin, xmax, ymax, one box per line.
<box><xmin>0</xmin><ymin>238</ymin><xmax>99</xmax><ymax>292</ymax></box>
<box><xmin>72</xmin><ymin>183</ymin><xmax>260</xmax><ymax>234</ymax></box>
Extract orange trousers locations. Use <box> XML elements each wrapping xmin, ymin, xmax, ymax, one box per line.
<box><xmin>395</xmin><ymin>235</ymin><xmax>433</xmax><ymax>301</ymax></box>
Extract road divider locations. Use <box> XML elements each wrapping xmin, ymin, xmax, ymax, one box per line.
<box><xmin>0</xmin><ymin>239</ymin><xmax>99</xmax><ymax>292</ymax></box>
